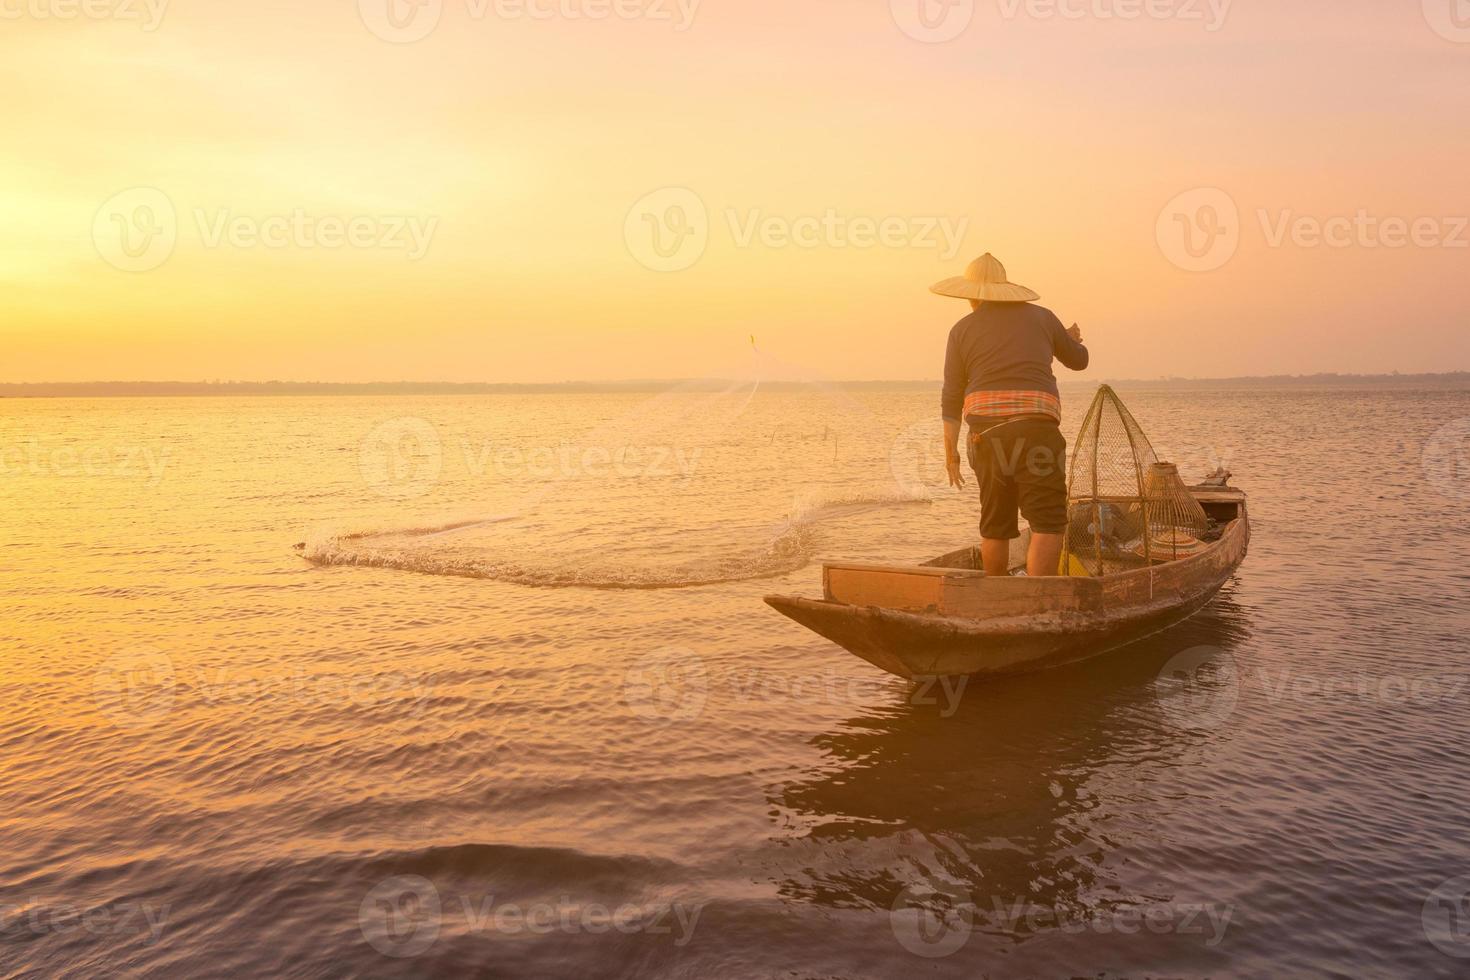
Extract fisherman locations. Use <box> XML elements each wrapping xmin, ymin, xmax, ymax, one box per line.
<box><xmin>934</xmin><ymin>254</ymin><xmax>1089</xmax><ymax>577</ymax></box>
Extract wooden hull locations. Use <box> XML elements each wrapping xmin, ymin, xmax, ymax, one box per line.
<box><xmin>765</xmin><ymin>492</ymin><xmax>1248</xmax><ymax>681</ymax></box>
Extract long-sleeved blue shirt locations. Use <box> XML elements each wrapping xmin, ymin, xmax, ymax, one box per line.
<box><xmin>940</xmin><ymin>301</ymin><xmax>1090</xmax><ymax>423</ymax></box>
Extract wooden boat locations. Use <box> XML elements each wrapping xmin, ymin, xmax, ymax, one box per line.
<box><xmin>764</xmin><ymin>485</ymin><xmax>1248</xmax><ymax>680</ymax></box>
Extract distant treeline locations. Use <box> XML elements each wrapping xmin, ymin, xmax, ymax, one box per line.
<box><xmin>1086</xmin><ymin>371</ymin><xmax>1470</xmax><ymax>389</ymax></box>
<box><xmin>1</xmin><ymin>372</ymin><xmax>1466</xmax><ymax>397</ymax></box>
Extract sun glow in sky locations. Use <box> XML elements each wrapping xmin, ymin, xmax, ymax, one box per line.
<box><xmin>2</xmin><ymin>0</ymin><xmax>1467</xmax><ymax>383</ymax></box>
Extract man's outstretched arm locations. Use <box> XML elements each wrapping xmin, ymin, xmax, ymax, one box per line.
<box><xmin>1055</xmin><ymin>321</ymin><xmax>1089</xmax><ymax>371</ymax></box>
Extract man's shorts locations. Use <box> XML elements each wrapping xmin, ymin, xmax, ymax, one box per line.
<box><xmin>966</xmin><ymin>417</ymin><xmax>1069</xmax><ymax>540</ymax></box>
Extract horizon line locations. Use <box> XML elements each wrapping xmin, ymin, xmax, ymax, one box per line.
<box><xmin>2</xmin><ymin>370</ymin><xmax>1468</xmax><ymax>397</ymax></box>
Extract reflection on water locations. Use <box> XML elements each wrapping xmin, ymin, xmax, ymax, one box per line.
<box><xmin>771</xmin><ymin>593</ymin><xmax>1254</xmax><ymax>966</ymax></box>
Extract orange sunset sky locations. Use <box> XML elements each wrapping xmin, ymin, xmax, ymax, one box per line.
<box><xmin>2</xmin><ymin>0</ymin><xmax>1467</xmax><ymax>383</ymax></box>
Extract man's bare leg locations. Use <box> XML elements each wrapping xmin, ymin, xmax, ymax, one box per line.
<box><xmin>1027</xmin><ymin>532</ymin><xmax>1065</xmax><ymax>577</ymax></box>
<box><xmin>981</xmin><ymin>538</ymin><xmax>1012</xmax><ymax>577</ymax></box>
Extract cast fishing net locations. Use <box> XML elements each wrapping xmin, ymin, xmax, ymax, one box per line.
<box><xmin>1061</xmin><ymin>385</ymin><xmax>1209</xmax><ymax>576</ymax></box>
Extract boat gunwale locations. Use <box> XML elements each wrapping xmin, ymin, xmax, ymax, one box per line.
<box><xmin>766</xmin><ymin>580</ymin><xmax>1214</xmax><ymax>639</ymax></box>
<box><xmin>765</xmin><ymin>508</ymin><xmax>1249</xmax><ymax>634</ymax></box>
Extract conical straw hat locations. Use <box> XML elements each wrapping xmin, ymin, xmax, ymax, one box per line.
<box><xmin>930</xmin><ymin>253</ymin><xmax>1040</xmax><ymax>303</ymax></box>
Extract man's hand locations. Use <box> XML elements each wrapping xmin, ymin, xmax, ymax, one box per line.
<box><xmin>1067</xmin><ymin>323</ymin><xmax>1084</xmax><ymax>343</ymax></box>
<box><xmin>942</xmin><ymin>418</ymin><xmax>965</xmax><ymax>489</ymax></box>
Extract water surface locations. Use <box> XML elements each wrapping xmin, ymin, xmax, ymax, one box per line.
<box><xmin>3</xmin><ymin>381</ymin><xmax>1469</xmax><ymax>977</ymax></box>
